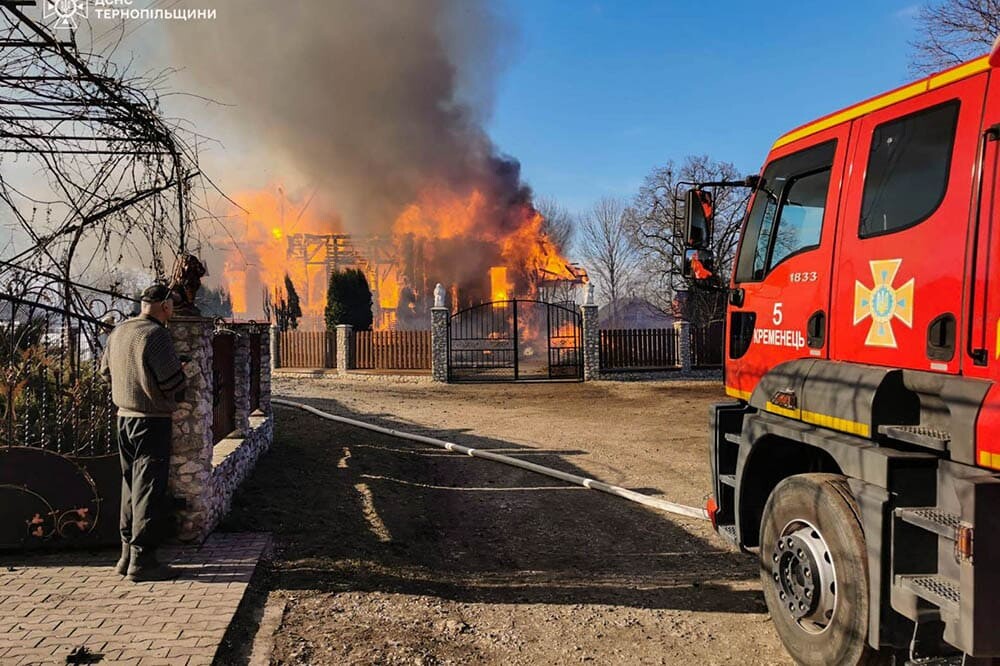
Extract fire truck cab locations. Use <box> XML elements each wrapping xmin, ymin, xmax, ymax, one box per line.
<box><xmin>690</xmin><ymin>48</ymin><xmax>1000</xmax><ymax>665</ymax></box>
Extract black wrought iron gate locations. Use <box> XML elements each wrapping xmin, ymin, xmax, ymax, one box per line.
<box><xmin>448</xmin><ymin>300</ymin><xmax>583</xmax><ymax>382</ymax></box>
<box><xmin>1</xmin><ymin>272</ymin><xmax>137</xmax><ymax>550</ymax></box>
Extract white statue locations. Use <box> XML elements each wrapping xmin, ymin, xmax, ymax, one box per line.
<box><xmin>583</xmin><ymin>282</ymin><xmax>595</xmax><ymax>306</ymax></box>
<box><xmin>433</xmin><ymin>283</ymin><xmax>446</xmax><ymax>308</ymax></box>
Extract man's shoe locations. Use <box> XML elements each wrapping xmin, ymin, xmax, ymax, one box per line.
<box><xmin>114</xmin><ymin>542</ymin><xmax>130</xmax><ymax>576</ymax></box>
<box><xmin>126</xmin><ymin>545</ymin><xmax>179</xmax><ymax>582</ymax></box>
<box><xmin>127</xmin><ymin>562</ymin><xmax>180</xmax><ymax>583</ymax></box>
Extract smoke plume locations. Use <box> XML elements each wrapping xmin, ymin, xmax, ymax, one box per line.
<box><xmin>165</xmin><ymin>0</ymin><xmax>527</xmax><ymax>231</ymax></box>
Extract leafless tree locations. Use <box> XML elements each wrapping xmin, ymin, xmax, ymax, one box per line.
<box><xmin>910</xmin><ymin>0</ymin><xmax>1000</xmax><ymax>74</ymax></box>
<box><xmin>628</xmin><ymin>156</ymin><xmax>749</xmax><ymax>326</ymax></box>
<box><xmin>0</xmin><ymin>5</ymin><xmax>227</xmax><ymax>317</ymax></box>
<box><xmin>578</xmin><ymin>196</ymin><xmax>640</xmax><ymax>327</ymax></box>
<box><xmin>534</xmin><ymin>195</ymin><xmax>575</xmax><ymax>254</ymax></box>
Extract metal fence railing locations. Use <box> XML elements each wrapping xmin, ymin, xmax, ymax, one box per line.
<box><xmin>691</xmin><ymin>321</ymin><xmax>725</xmax><ymax>368</ymax></box>
<box><xmin>599</xmin><ymin>328</ymin><xmax>679</xmax><ymax>371</ymax></box>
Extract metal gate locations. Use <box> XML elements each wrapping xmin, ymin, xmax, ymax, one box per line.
<box><xmin>1</xmin><ymin>271</ymin><xmax>137</xmax><ymax>550</ymax></box>
<box><xmin>448</xmin><ymin>300</ymin><xmax>583</xmax><ymax>382</ymax></box>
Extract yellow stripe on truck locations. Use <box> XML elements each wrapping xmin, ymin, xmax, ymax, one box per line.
<box><xmin>980</xmin><ymin>450</ymin><xmax>1000</xmax><ymax>471</ymax></box>
<box><xmin>800</xmin><ymin>410</ymin><xmax>870</xmax><ymax>438</ymax></box>
<box><xmin>761</xmin><ymin>402</ymin><xmax>871</xmax><ymax>438</ymax></box>
<box><xmin>726</xmin><ymin>386</ymin><xmax>751</xmax><ymax>401</ymax></box>
<box><xmin>765</xmin><ymin>401</ymin><xmax>801</xmax><ymax>420</ymax></box>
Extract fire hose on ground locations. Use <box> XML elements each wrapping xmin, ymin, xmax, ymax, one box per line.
<box><xmin>272</xmin><ymin>398</ymin><xmax>709</xmax><ymax>522</ymax></box>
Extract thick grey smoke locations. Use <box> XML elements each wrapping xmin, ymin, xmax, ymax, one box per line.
<box><xmin>166</xmin><ymin>0</ymin><xmax>527</xmax><ymax>231</ymax></box>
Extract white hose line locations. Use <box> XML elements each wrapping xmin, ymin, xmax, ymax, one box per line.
<box><xmin>272</xmin><ymin>398</ymin><xmax>709</xmax><ymax>522</ymax></box>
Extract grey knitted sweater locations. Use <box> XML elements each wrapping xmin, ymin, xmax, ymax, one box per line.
<box><xmin>100</xmin><ymin>315</ymin><xmax>186</xmax><ymax>418</ymax></box>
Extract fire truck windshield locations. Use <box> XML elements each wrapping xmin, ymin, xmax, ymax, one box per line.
<box><xmin>735</xmin><ymin>141</ymin><xmax>836</xmax><ymax>283</ymax></box>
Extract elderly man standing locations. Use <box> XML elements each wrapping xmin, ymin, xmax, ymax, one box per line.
<box><xmin>100</xmin><ymin>284</ymin><xmax>187</xmax><ymax>582</ymax></box>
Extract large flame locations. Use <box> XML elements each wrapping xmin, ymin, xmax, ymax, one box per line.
<box><xmin>220</xmin><ymin>187</ymin><xmax>334</xmax><ymax>319</ymax></box>
<box><xmin>489</xmin><ymin>266</ymin><xmax>510</xmax><ymax>302</ymax></box>
<box><xmin>217</xmin><ymin>184</ymin><xmax>583</xmax><ymax>328</ymax></box>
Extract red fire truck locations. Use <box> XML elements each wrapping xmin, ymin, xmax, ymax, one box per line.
<box><xmin>685</xmin><ymin>46</ymin><xmax>1000</xmax><ymax>665</ymax></box>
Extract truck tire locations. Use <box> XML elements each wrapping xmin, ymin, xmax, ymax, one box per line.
<box><xmin>759</xmin><ymin>473</ymin><xmax>888</xmax><ymax>666</ymax></box>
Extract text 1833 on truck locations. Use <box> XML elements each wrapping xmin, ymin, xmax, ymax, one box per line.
<box><xmin>684</xmin><ymin>39</ymin><xmax>1000</xmax><ymax>666</ymax></box>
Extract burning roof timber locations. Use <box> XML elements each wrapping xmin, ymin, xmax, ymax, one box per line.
<box><xmin>220</xmin><ymin>186</ymin><xmax>587</xmax><ymax>329</ymax></box>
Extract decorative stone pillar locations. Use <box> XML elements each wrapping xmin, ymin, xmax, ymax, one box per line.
<box><xmin>580</xmin><ymin>304</ymin><xmax>601</xmax><ymax>381</ymax></box>
<box><xmin>166</xmin><ymin>316</ymin><xmax>215</xmax><ymax>542</ymax></box>
<box><xmin>259</xmin><ymin>327</ymin><xmax>272</xmax><ymax>415</ymax></box>
<box><xmin>336</xmin><ymin>324</ymin><xmax>353</xmax><ymax>374</ymax></box>
<box><xmin>431</xmin><ymin>308</ymin><xmax>449</xmax><ymax>382</ymax></box>
<box><xmin>269</xmin><ymin>324</ymin><xmax>280</xmax><ymax>370</ymax></box>
<box><xmin>431</xmin><ymin>283</ymin><xmax>449</xmax><ymax>382</ymax></box>
<box><xmin>675</xmin><ymin>320</ymin><xmax>692</xmax><ymax>372</ymax></box>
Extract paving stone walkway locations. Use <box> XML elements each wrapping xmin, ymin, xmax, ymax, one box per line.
<box><xmin>0</xmin><ymin>532</ymin><xmax>270</xmax><ymax>666</ymax></box>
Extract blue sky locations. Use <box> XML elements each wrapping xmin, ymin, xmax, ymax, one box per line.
<box><xmin>488</xmin><ymin>1</ymin><xmax>928</xmax><ymax>214</ymax></box>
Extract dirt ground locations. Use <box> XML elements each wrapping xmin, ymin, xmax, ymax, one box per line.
<box><xmin>217</xmin><ymin>377</ymin><xmax>792</xmax><ymax>665</ymax></box>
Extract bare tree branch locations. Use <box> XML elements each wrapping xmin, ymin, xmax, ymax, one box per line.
<box><xmin>0</xmin><ymin>5</ymin><xmax>226</xmax><ymax>314</ymax></box>
<box><xmin>578</xmin><ymin>196</ymin><xmax>641</xmax><ymax>326</ymax></box>
<box><xmin>909</xmin><ymin>0</ymin><xmax>1000</xmax><ymax>74</ymax></box>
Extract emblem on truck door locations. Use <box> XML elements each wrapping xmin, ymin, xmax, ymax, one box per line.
<box><xmin>853</xmin><ymin>259</ymin><xmax>914</xmax><ymax>348</ymax></box>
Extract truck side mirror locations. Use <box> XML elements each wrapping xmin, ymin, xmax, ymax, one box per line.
<box><xmin>683</xmin><ymin>248</ymin><xmax>715</xmax><ymax>281</ymax></box>
<box><xmin>684</xmin><ymin>188</ymin><xmax>714</xmax><ymax>248</ymax></box>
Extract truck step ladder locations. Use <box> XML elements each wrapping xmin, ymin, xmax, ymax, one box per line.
<box><xmin>895</xmin><ymin>508</ymin><xmax>961</xmax><ymax>540</ymax></box>
<box><xmin>895</xmin><ymin>575</ymin><xmax>961</xmax><ymax>618</ymax></box>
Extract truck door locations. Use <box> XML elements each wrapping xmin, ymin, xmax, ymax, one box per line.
<box><xmin>726</xmin><ymin>126</ymin><xmax>849</xmax><ymax>398</ymax></box>
<box><xmin>966</xmin><ymin>71</ymin><xmax>1000</xmax><ymax>380</ymax></box>
<box><xmin>831</xmin><ymin>74</ymin><xmax>987</xmax><ymax>372</ymax></box>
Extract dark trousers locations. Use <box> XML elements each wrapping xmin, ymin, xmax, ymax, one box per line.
<box><xmin>118</xmin><ymin>416</ymin><xmax>172</xmax><ymax>551</ymax></box>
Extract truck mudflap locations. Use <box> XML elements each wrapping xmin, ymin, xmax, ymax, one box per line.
<box><xmin>890</xmin><ymin>459</ymin><xmax>1000</xmax><ymax>657</ymax></box>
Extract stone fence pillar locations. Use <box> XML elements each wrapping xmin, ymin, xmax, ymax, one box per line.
<box><xmin>675</xmin><ymin>320</ymin><xmax>692</xmax><ymax>372</ymax></box>
<box><xmin>259</xmin><ymin>326</ymin><xmax>272</xmax><ymax>414</ymax></box>
<box><xmin>270</xmin><ymin>324</ymin><xmax>280</xmax><ymax>370</ymax></box>
<box><xmin>167</xmin><ymin>316</ymin><xmax>215</xmax><ymax>542</ymax></box>
<box><xmin>336</xmin><ymin>324</ymin><xmax>353</xmax><ymax>374</ymax></box>
<box><xmin>431</xmin><ymin>307</ymin><xmax>449</xmax><ymax>382</ymax></box>
<box><xmin>580</xmin><ymin>303</ymin><xmax>600</xmax><ymax>381</ymax></box>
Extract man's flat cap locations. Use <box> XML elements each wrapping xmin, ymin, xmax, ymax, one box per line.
<box><xmin>140</xmin><ymin>284</ymin><xmax>180</xmax><ymax>303</ymax></box>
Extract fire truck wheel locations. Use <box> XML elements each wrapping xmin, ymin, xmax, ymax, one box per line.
<box><xmin>759</xmin><ymin>473</ymin><xmax>889</xmax><ymax>666</ymax></box>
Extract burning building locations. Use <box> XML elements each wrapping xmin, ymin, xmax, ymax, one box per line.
<box><xmin>222</xmin><ymin>186</ymin><xmax>587</xmax><ymax>330</ymax></box>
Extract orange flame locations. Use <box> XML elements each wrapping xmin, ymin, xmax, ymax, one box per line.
<box><xmin>390</xmin><ymin>187</ymin><xmax>580</xmax><ymax>300</ymax></box>
<box><xmin>218</xmin><ymin>183</ymin><xmax>583</xmax><ymax>327</ymax></box>
<box><xmin>490</xmin><ymin>266</ymin><xmax>509</xmax><ymax>302</ymax></box>
<box><xmin>220</xmin><ymin>186</ymin><xmax>334</xmax><ymax>321</ymax></box>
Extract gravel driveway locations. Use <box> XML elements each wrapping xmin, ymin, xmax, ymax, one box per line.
<box><xmin>216</xmin><ymin>376</ymin><xmax>791</xmax><ymax>665</ymax></box>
